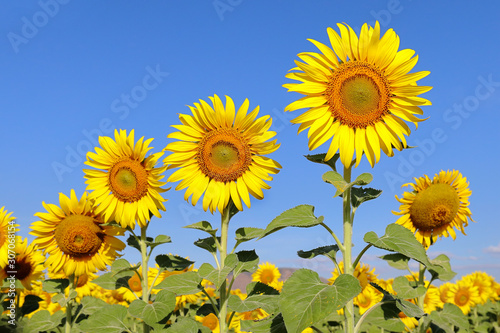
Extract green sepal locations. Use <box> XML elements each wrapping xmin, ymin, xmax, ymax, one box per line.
<box><xmin>305</xmin><ymin>153</ymin><xmax>340</xmax><ymax>172</ymax></box>
<box><xmin>261</xmin><ymin>204</ymin><xmax>324</xmax><ymax>238</ymax></box>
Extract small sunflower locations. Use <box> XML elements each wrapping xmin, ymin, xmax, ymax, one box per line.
<box><xmin>31</xmin><ymin>190</ymin><xmax>126</xmax><ymax>277</ymax></box>
<box><xmin>423</xmin><ymin>282</ymin><xmax>441</xmax><ymax>313</ymax></box>
<box><xmin>196</xmin><ymin>313</ymin><xmax>220</xmax><ymax>333</ymax></box>
<box><xmin>329</xmin><ymin>262</ymin><xmax>378</xmax><ymax>292</ymax></box>
<box><xmin>283</xmin><ymin>21</ymin><xmax>431</xmax><ymax>167</ymax></box>
<box><xmin>163</xmin><ymin>95</ymin><xmax>281</xmax><ymax>213</ymax></box>
<box><xmin>465</xmin><ymin>271</ymin><xmax>494</xmax><ymax>305</ymax></box>
<box><xmin>252</xmin><ymin>262</ymin><xmax>281</xmax><ymax>285</ymax></box>
<box><xmin>438</xmin><ymin>282</ymin><xmax>453</xmax><ymax>307</ymax></box>
<box><xmin>0</xmin><ymin>207</ymin><xmax>17</xmax><ymax>269</ymax></box>
<box><xmin>84</xmin><ymin>129</ymin><xmax>168</xmax><ymax>229</ymax></box>
<box><xmin>355</xmin><ymin>286</ymin><xmax>383</xmax><ymax>315</ymax></box>
<box><xmin>446</xmin><ymin>278</ymin><xmax>481</xmax><ymax>315</ymax></box>
<box><xmin>0</xmin><ymin>237</ymin><xmax>45</xmax><ymax>290</ymax></box>
<box><xmin>394</xmin><ymin>170</ymin><xmax>474</xmax><ymax>248</ymax></box>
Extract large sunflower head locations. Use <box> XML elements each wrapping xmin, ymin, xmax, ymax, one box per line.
<box><xmin>30</xmin><ymin>190</ymin><xmax>126</xmax><ymax>277</ymax></box>
<box><xmin>283</xmin><ymin>21</ymin><xmax>432</xmax><ymax>167</ymax></box>
<box><xmin>464</xmin><ymin>271</ymin><xmax>494</xmax><ymax>304</ymax></box>
<box><xmin>394</xmin><ymin>170</ymin><xmax>474</xmax><ymax>248</ymax></box>
<box><xmin>0</xmin><ymin>207</ymin><xmax>17</xmax><ymax>269</ymax></box>
<box><xmin>84</xmin><ymin>129</ymin><xmax>168</xmax><ymax>229</ymax></box>
<box><xmin>0</xmin><ymin>237</ymin><xmax>45</xmax><ymax>290</ymax></box>
<box><xmin>446</xmin><ymin>278</ymin><xmax>481</xmax><ymax>315</ymax></box>
<box><xmin>163</xmin><ymin>95</ymin><xmax>281</xmax><ymax>213</ymax></box>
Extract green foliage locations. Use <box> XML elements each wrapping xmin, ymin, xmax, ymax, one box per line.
<box><xmin>279</xmin><ymin>269</ymin><xmax>361</xmax><ymax>333</ymax></box>
<box><xmin>240</xmin><ymin>313</ymin><xmax>287</xmax><ymax>333</ymax></box>
<box><xmin>198</xmin><ymin>254</ymin><xmax>238</xmax><ymax>289</ymax></box>
<box><xmin>42</xmin><ymin>279</ymin><xmax>69</xmax><ymax>294</ymax></box>
<box><xmin>155</xmin><ymin>254</ymin><xmax>194</xmax><ymax>272</ymax></box>
<box><xmin>194</xmin><ymin>236</ymin><xmax>219</xmax><ymax>254</ymax></box>
<box><xmin>426</xmin><ymin>303</ymin><xmax>470</xmax><ymax>333</ymax></box>
<box><xmin>379</xmin><ymin>253</ymin><xmax>410</xmax><ymax>270</ymax></box>
<box><xmin>83</xmin><ymin>304</ymin><xmax>131</xmax><ymax>333</ymax></box>
<box><xmin>166</xmin><ymin>317</ymin><xmax>210</xmax><ymax>333</ymax></box>
<box><xmin>261</xmin><ymin>204</ymin><xmax>324</xmax><ymax>238</ymax></box>
<box><xmin>297</xmin><ymin>244</ymin><xmax>339</xmax><ymax>262</ymax></box>
<box><xmin>154</xmin><ymin>271</ymin><xmax>203</xmax><ymax>295</ymax></box>
<box><xmin>233</xmin><ymin>250</ymin><xmax>259</xmax><ymax>277</ymax></box>
<box><xmin>350</xmin><ymin>187</ymin><xmax>382</xmax><ymax>209</ymax></box>
<box><xmin>184</xmin><ymin>221</ymin><xmax>218</xmax><ymax>237</ymax></box>
<box><xmin>305</xmin><ymin>153</ymin><xmax>340</xmax><ymax>172</ymax></box>
<box><xmin>21</xmin><ymin>310</ymin><xmax>65</xmax><ymax>333</ymax></box>
<box><xmin>128</xmin><ymin>290</ymin><xmax>176</xmax><ymax>327</ymax></box>
<box><xmin>392</xmin><ymin>276</ymin><xmax>427</xmax><ymax>299</ymax></box>
<box><xmin>322</xmin><ymin>171</ymin><xmax>373</xmax><ymax>197</ymax></box>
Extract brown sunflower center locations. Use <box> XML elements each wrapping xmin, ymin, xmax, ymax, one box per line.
<box><xmin>260</xmin><ymin>270</ymin><xmax>275</xmax><ymax>284</ymax></box>
<box><xmin>128</xmin><ymin>273</ymin><xmax>142</xmax><ymax>292</ymax></box>
<box><xmin>409</xmin><ymin>183</ymin><xmax>460</xmax><ymax>231</ymax></box>
<box><xmin>9</xmin><ymin>257</ymin><xmax>32</xmax><ymax>281</ymax></box>
<box><xmin>197</xmin><ymin>129</ymin><xmax>252</xmax><ymax>182</ymax></box>
<box><xmin>54</xmin><ymin>215</ymin><xmax>104</xmax><ymax>258</ymax></box>
<box><xmin>455</xmin><ymin>290</ymin><xmax>470</xmax><ymax>306</ymax></box>
<box><xmin>109</xmin><ymin>159</ymin><xmax>149</xmax><ymax>202</ymax></box>
<box><xmin>326</xmin><ymin>61</ymin><xmax>391</xmax><ymax>128</ymax></box>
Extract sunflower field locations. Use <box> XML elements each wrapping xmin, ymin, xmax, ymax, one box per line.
<box><xmin>2</xmin><ymin>12</ymin><xmax>500</xmax><ymax>333</ymax></box>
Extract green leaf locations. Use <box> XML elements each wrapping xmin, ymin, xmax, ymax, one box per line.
<box><xmin>22</xmin><ymin>310</ymin><xmax>65</xmax><ymax>333</ymax></box>
<box><xmin>235</xmin><ymin>227</ymin><xmax>264</xmax><ymax>242</ymax></box>
<box><xmin>228</xmin><ymin>293</ymin><xmax>279</xmax><ymax>314</ymax></box>
<box><xmin>304</xmin><ymin>153</ymin><xmax>340</xmax><ymax>172</ymax></box>
<box><xmin>279</xmin><ymin>269</ymin><xmax>361</xmax><ymax>333</ymax></box>
<box><xmin>128</xmin><ymin>291</ymin><xmax>175</xmax><ymax>326</ymax></box>
<box><xmin>322</xmin><ymin>170</ymin><xmax>347</xmax><ymax>197</ymax></box>
<box><xmin>111</xmin><ymin>258</ymin><xmax>136</xmax><ymax>274</ymax></box>
<box><xmin>19</xmin><ymin>295</ymin><xmax>42</xmax><ymax>316</ymax></box>
<box><xmin>428</xmin><ymin>254</ymin><xmax>456</xmax><ymax>282</ymax></box>
<box><xmin>194</xmin><ymin>236</ymin><xmax>219</xmax><ymax>254</ymax></box>
<box><xmin>154</xmin><ymin>271</ymin><xmax>202</xmax><ymax>295</ymax></box>
<box><xmin>246</xmin><ymin>281</ymin><xmax>280</xmax><ymax>296</ymax></box>
<box><xmin>184</xmin><ymin>221</ymin><xmax>218</xmax><ymax>237</ymax></box>
<box><xmin>360</xmin><ymin>302</ymin><xmax>406</xmax><ymax>332</ymax></box>
<box><xmin>166</xmin><ymin>317</ymin><xmax>208</xmax><ymax>333</ymax></box>
<box><xmin>240</xmin><ymin>313</ymin><xmax>287</xmax><ymax>333</ymax></box>
<box><xmin>155</xmin><ymin>254</ymin><xmax>194</xmax><ymax>272</ymax></box>
<box><xmin>42</xmin><ymin>279</ymin><xmax>69</xmax><ymax>293</ymax></box>
<box><xmin>427</xmin><ymin>303</ymin><xmax>469</xmax><ymax>332</ymax></box>
<box><xmin>379</xmin><ymin>253</ymin><xmax>410</xmax><ymax>270</ymax></box>
<box><xmin>51</xmin><ymin>293</ymin><xmax>67</xmax><ymax>307</ymax></box>
<box><xmin>396</xmin><ymin>299</ymin><xmax>425</xmax><ymax>318</ymax></box>
<box><xmin>198</xmin><ymin>254</ymin><xmax>238</xmax><ymax>289</ymax></box>
<box><xmin>233</xmin><ymin>250</ymin><xmax>259</xmax><ymax>277</ymax></box>
<box><xmin>147</xmin><ymin>234</ymin><xmax>172</xmax><ymax>250</ymax></box>
<box><xmin>80</xmin><ymin>296</ymin><xmax>108</xmax><ymax>316</ymax></box>
<box><xmin>127</xmin><ymin>234</ymin><xmax>150</xmax><ymax>252</ymax></box>
<box><xmin>351</xmin><ymin>187</ymin><xmax>382</xmax><ymax>209</ymax></box>
<box><xmin>261</xmin><ymin>205</ymin><xmax>324</xmax><ymax>238</ymax></box>
<box><xmin>352</xmin><ymin>173</ymin><xmax>373</xmax><ymax>186</ymax></box>
<box><xmin>84</xmin><ymin>304</ymin><xmax>130</xmax><ymax>333</ymax></box>
<box><xmin>297</xmin><ymin>245</ymin><xmax>339</xmax><ymax>261</ymax></box>
<box><xmin>364</xmin><ymin>223</ymin><xmax>431</xmax><ymax>267</ymax></box>
<box><xmin>392</xmin><ymin>276</ymin><xmax>427</xmax><ymax>300</ymax></box>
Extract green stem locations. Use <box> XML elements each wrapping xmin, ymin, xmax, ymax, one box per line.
<box><xmin>65</xmin><ymin>274</ymin><xmax>75</xmax><ymax>333</ymax></box>
<box><xmin>218</xmin><ymin>204</ymin><xmax>232</xmax><ymax>333</ymax></box>
<box><xmin>140</xmin><ymin>225</ymin><xmax>151</xmax><ymax>333</ymax></box>
<box><xmin>354</xmin><ymin>300</ymin><xmax>395</xmax><ymax>333</ymax></box>
<box><xmin>320</xmin><ymin>222</ymin><xmax>345</xmax><ymax>252</ymax></box>
<box><xmin>352</xmin><ymin>244</ymin><xmax>372</xmax><ymax>269</ymax></box>
<box><xmin>342</xmin><ymin>165</ymin><xmax>355</xmax><ymax>333</ymax></box>
<box><xmin>417</xmin><ymin>263</ymin><xmax>426</xmax><ymax>333</ymax></box>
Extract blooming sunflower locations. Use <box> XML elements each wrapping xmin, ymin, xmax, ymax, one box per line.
<box><xmin>196</xmin><ymin>313</ymin><xmax>220</xmax><ymax>333</ymax></box>
<box><xmin>394</xmin><ymin>170</ymin><xmax>474</xmax><ymax>248</ymax></box>
<box><xmin>0</xmin><ymin>237</ymin><xmax>45</xmax><ymax>290</ymax></box>
<box><xmin>465</xmin><ymin>271</ymin><xmax>494</xmax><ymax>305</ymax></box>
<box><xmin>0</xmin><ymin>207</ymin><xmax>17</xmax><ymax>269</ymax></box>
<box><xmin>328</xmin><ymin>262</ymin><xmax>378</xmax><ymax>291</ymax></box>
<box><xmin>31</xmin><ymin>190</ymin><xmax>126</xmax><ymax>277</ymax></box>
<box><xmin>355</xmin><ymin>286</ymin><xmax>383</xmax><ymax>315</ymax></box>
<box><xmin>283</xmin><ymin>21</ymin><xmax>431</xmax><ymax>167</ymax></box>
<box><xmin>84</xmin><ymin>129</ymin><xmax>168</xmax><ymax>229</ymax></box>
<box><xmin>163</xmin><ymin>95</ymin><xmax>281</xmax><ymax>213</ymax></box>
<box><xmin>252</xmin><ymin>262</ymin><xmax>281</xmax><ymax>285</ymax></box>
<box><xmin>446</xmin><ymin>278</ymin><xmax>481</xmax><ymax>315</ymax></box>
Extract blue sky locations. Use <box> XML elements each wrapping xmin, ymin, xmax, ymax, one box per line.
<box><xmin>1</xmin><ymin>1</ymin><xmax>500</xmax><ymax>282</ymax></box>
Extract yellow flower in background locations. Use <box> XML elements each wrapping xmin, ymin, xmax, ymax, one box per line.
<box><xmin>355</xmin><ymin>286</ymin><xmax>383</xmax><ymax>314</ymax></box>
<box><xmin>394</xmin><ymin>170</ymin><xmax>473</xmax><ymax>248</ymax></box>
<box><xmin>399</xmin><ymin>311</ymin><xmax>419</xmax><ymax>331</ymax></box>
<box><xmin>283</xmin><ymin>21</ymin><xmax>431</xmax><ymax>167</ymax></box>
<box><xmin>163</xmin><ymin>95</ymin><xmax>281</xmax><ymax>213</ymax></box>
<box><xmin>465</xmin><ymin>271</ymin><xmax>494</xmax><ymax>304</ymax></box>
<box><xmin>84</xmin><ymin>129</ymin><xmax>168</xmax><ymax>229</ymax></box>
<box><xmin>329</xmin><ymin>262</ymin><xmax>378</xmax><ymax>291</ymax></box>
<box><xmin>0</xmin><ymin>237</ymin><xmax>45</xmax><ymax>290</ymax></box>
<box><xmin>447</xmin><ymin>278</ymin><xmax>481</xmax><ymax>315</ymax></box>
<box><xmin>0</xmin><ymin>206</ymin><xmax>17</xmax><ymax>269</ymax></box>
<box><xmin>252</xmin><ymin>262</ymin><xmax>281</xmax><ymax>285</ymax></box>
<box><xmin>423</xmin><ymin>282</ymin><xmax>441</xmax><ymax>314</ymax></box>
<box><xmin>196</xmin><ymin>313</ymin><xmax>220</xmax><ymax>333</ymax></box>
<box><xmin>438</xmin><ymin>282</ymin><xmax>453</xmax><ymax>307</ymax></box>
<box><xmin>31</xmin><ymin>190</ymin><xmax>125</xmax><ymax>277</ymax></box>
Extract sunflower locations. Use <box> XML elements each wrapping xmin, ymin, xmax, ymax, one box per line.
<box><xmin>438</xmin><ymin>282</ymin><xmax>453</xmax><ymax>307</ymax></box>
<box><xmin>31</xmin><ymin>190</ymin><xmax>126</xmax><ymax>277</ymax></box>
<box><xmin>252</xmin><ymin>262</ymin><xmax>281</xmax><ymax>285</ymax></box>
<box><xmin>423</xmin><ymin>282</ymin><xmax>441</xmax><ymax>313</ymax></box>
<box><xmin>196</xmin><ymin>313</ymin><xmax>220</xmax><ymax>333</ymax></box>
<box><xmin>0</xmin><ymin>207</ymin><xmax>17</xmax><ymax>269</ymax></box>
<box><xmin>394</xmin><ymin>170</ymin><xmax>474</xmax><ymax>248</ymax></box>
<box><xmin>0</xmin><ymin>237</ymin><xmax>45</xmax><ymax>290</ymax></box>
<box><xmin>84</xmin><ymin>129</ymin><xmax>168</xmax><ymax>229</ymax></box>
<box><xmin>163</xmin><ymin>95</ymin><xmax>281</xmax><ymax>213</ymax></box>
<box><xmin>328</xmin><ymin>262</ymin><xmax>378</xmax><ymax>291</ymax></box>
<box><xmin>465</xmin><ymin>271</ymin><xmax>494</xmax><ymax>305</ymax></box>
<box><xmin>446</xmin><ymin>278</ymin><xmax>481</xmax><ymax>315</ymax></box>
<box><xmin>355</xmin><ymin>286</ymin><xmax>383</xmax><ymax>315</ymax></box>
<box><xmin>283</xmin><ymin>21</ymin><xmax>431</xmax><ymax>167</ymax></box>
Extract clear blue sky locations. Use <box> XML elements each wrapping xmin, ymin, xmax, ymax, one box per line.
<box><xmin>2</xmin><ymin>1</ymin><xmax>500</xmax><ymax>282</ymax></box>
